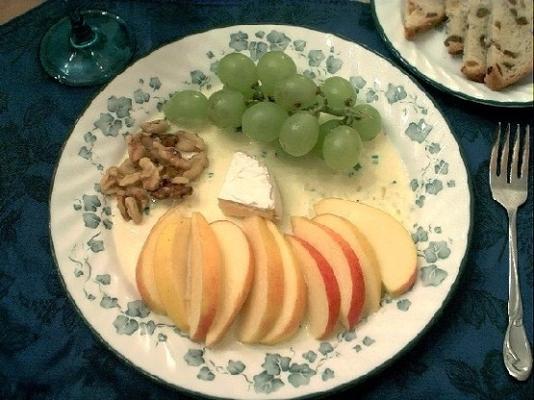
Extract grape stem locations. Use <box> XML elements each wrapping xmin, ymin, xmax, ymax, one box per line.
<box><xmin>244</xmin><ymin>86</ymin><xmax>364</xmax><ymax>126</ymax></box>
<box><xmin>345</xmin><ymin>107</ymin><xmax>366</xmax><ymax>120</ymax></box>
<box><xmin>245</xmin><ymin>85</ymin><xmax>266</xmax><ymax>107</ymax></box>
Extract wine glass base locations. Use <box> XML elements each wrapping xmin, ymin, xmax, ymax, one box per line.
<box><xmin>40</xmin><ymin>10</ymin><xmax>135</xmax><ymax>87</ymax></box>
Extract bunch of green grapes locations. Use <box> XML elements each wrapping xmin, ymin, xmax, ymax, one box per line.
<box><xmin>163</xmin><ymin>50</ymin><xmax>382</xmax><ymax>171</ymax></box>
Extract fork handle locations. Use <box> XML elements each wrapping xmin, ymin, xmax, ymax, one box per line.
<box><xmin>503</xmin><ymin>208</ymin><xmax>532</xmax><ymax>381</ymax></box>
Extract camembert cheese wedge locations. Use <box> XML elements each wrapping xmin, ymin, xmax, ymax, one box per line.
<box><xmin>218</xmin><ymin>152</ymin><xmax>282</xmax><ymax>221</ymax></box>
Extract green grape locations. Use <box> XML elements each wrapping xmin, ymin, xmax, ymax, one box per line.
<box><xmin>279</xmin><ymin>112</ymin><xmax>319</xmax><ymax>156</ymax></box>
<box><xmin>321</xmin><ymin>76</ymin><xmax>356</xmax><ymax>114</ymax></box>
<box><xmin>273</xmin><ymin>74</ymin><xmax>317</xmax><ymax>111</ymax></box>
<box><xmin>323</xmin><ymin>125</ymin><xmax>362</xmax><ymax>170</ymax></box>
<box><xmin>314</xmin><ymin>118</ymin><xmax>343</xmax><ymax>155</ymax></box>
<box><xmin>207</xmin><ymin>89</ymin><xmax>246</xmax><ymax>129</ymax></box>
<box><xmin>257</xmin><ymin>51</ymin><xmax>297</xmax><ymax>97</ymax></box>
<box><xmin>217</xmin><ymin>53</ymin><xmax>258</xmax><ymax>96</ymax></box>
<box><xmin>350</xmin><ymin>104</ymin><xmax>382</xmax><ymax>141</ymax></box>
<box><xmin>242</xmin><ymin>101</ymin><xmax>288</xmax><ymax>142</ymax></box>
<box><xmin>163</xmin><ymin>90</ymin><xmax>208</xmax><ymax>128</ymax></box>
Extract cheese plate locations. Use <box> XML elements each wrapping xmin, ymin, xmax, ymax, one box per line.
<box><xmin>49</xmin><ymin>25</ymin><xmax>472</xmax><ymax>399</ymax></box>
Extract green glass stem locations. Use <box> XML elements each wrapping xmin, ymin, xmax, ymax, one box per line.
<box><xmin>39</xmin><ymin>9</ymin><xmax>135</xmax><ymax>86</ymax></box>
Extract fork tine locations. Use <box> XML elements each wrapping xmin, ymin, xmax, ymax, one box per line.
<box><xmin>511</xmin><ymin>124</ymin><xmax>521</xmax><ymax>180</ymax></box>
<box><xmin>521</xmin><ymin>125</ymin><xmax>530</xmax><ymax>180</ymax></box>
<box><xmin>490</xmin><ymin>122</ymin><xmax>501</xmax><ymax>177</ymax></box>
<box><xmin>501</xmin><ymin>123</ymin><xmax>511</xmax><ymax>180</ymax></box>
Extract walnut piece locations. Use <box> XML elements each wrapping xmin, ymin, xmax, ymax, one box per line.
<box><xmin>171</xmin><ymin>176</ymin><xmax>190</xmax><ymax>184</ymax></box>
<box><xmin>180</xmin><ymin>131</ymin><xmax>206</xmax><ymax>151</ymax></box>
<box><xmin>138</xmin><ymin>157</ymin><xmax>160</xmax><ymax>191</ymax></box>
<box><xmin>116</xmin><ymin>196</ymin><xmax>130</xmax><ymax>221</ymax></box>
<box><xmin>125</xmin><ymin>197</ymin><xmax>143</xmax><ymax>224</ymax></box>
<box><xmin>152</xmin><ymin>181</ymin><xmax>193</xmax><ymax>200</ymax></box>
<box><xmin>100</xmin><ymin>167</ymin><xmax>121</xmax><ymax>193</ymax></box>
<box><xmin>124</xmin><ymin>186</ymin><xmax>150</xmax><ymax>210</ymax></box>
<box><xmin>141</xmin><ymin>119</ymin><xmax>170</xmax><ymax>134</ymax></box>
<box><xmin>118</xmin><ymin>172</ymin><xmax>141</xmax><ymax>187</ymax></box>
<box><xmin>183</xmin><ymin>152</ymin><xmax>209</xmax><ymax>181</ymax></box>
<box><xmin>100</xmin><ymin>119</ymin><xmax>208</xmax><ymax>223</ymax></box>
<box><xmin>127</xmin><ymin>134</ymin><xmax>146</xmax><ymax>163</ymax></box>
<box><xmin>175</xmin><ymin>137</ymin><xmax>198</xmax><ymax>152</ymax></box>
<box><xmin>118</xmin><ymin>158</ymin><xmax>137</xmax><ymax>175</ymax></box>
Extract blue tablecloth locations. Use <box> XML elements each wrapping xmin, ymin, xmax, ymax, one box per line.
<box><xmin>0</xmin><ymin>1</ymin><xmax>532</xmax><ymax>398</ymax></box>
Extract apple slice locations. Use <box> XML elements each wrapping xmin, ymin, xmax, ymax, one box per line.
<box><xmin>188</xmin><ymin>212</ymin><xmax>222</xmax><ymax>342</ymax></box>
<box><xmin>286</xmin><ymin>235</ymin><xmax>340</xmax><ymax>339</ymax></box>
<box><xmin>292</xmin><ymin>217</ymin><xmax>365</xmax><ymax>329</ymax></box>
<box><xmin>314</xmin><ymin>198</ymin><xmax>417</xmax><ymax>296</ymax></box>
<box><xmin>153</xmin><ymin>213</ymin><xmax>191</xmax><ymax>332</ymax></box>
<box><xmin>261</xmin><ymin>221</ymin><xmax>307</xmax><ymax>345</ymax></box>
<box><xmin>237</xmin><ymin>216</ymin><xmax>284</xmax><ymax>344</ymax></box>
<box><xmin>136</xmin><ymin>209</ymin><xmax>178</xmax><ymax>315</ymax></box>
<box><xmin>313</xmin><ymin>214</ymin><xmax>382</xmax><ymax>316</ymax></box>
<box><xmin>205</xmin><ymin>220</ymin><xmax>254</xmax><ymax>346</ymax></box>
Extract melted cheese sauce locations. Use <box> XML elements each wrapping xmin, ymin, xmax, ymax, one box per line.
<box><xmin>113</xmin><ymin>123</ymin><xmax>414</xmax><ymax>289</ymax></box>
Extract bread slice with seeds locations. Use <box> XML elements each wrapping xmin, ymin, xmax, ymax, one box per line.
<box><xmin>403</xmin><ymin>0</ymin><xmax>446</xmax><ymax>40</ymax></box>
<box><xmin>444</xmin><ymin>0</ymin><xmax>469</xmax><ymax>55</ymax></box>
<box><xmin>484</xmin><ymin>0</ymin><xmax>533</xmax><ymax>90</ymax></box>
<box><xmin>461</xmin><ymin>0</ymin><xmax>492</xmax><ymax>82</ymax></box>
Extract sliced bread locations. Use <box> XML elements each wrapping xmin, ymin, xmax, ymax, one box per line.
<box><xmin>462</xmin><ymin>0</ymin><xmax>492</xmax><ymax>82</ymax></box>
<box><xmin>444</xmin><ymin>0</ymin><xmax>469</xmax><ymax>54</ymax></box>
<box><xmin>403</xmin><ymin>0</ymin><xmax>446</xmax><ymax>40</ymax></box>
<box><xmin>484</xmin><ymin>0</ymin><xmax>534</xmax><ymax>90</ymax></box>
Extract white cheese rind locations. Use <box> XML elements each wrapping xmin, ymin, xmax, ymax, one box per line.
<box><xmin>218</xmin><ymin>152</ymin><xmax>282</xmax><ymax>219</ymax></box>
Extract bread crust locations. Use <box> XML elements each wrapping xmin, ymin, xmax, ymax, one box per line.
<box><xmin>485</xmin><ymin>63</ymin><xmax>534</xmax><ymax>90</ymax></box>
<box><xmin>461</xmin><ymin>63</ymin><xmax>486</xmax><ymax>82</ymax></box>
<box><xmin>403</xmin><ymin>0</ymin><xmax>446</xmax><ymax>40</ymax></box>
<box><xmin>404</xmin><ymin>15</ymin><xmax>446</xmax><ymax>40</ymax></box>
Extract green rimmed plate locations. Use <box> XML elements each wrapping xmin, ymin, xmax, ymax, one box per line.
<box><xmin>372</xmin><ymin>0</ymin><xmax>533</xmax><ymax>108</ymax></box>
<box><xmin>49</xmin><ymin>25</ymin><xmax>472</xmax><ymax>399</ymax></box>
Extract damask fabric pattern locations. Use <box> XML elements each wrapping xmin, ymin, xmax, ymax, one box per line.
<box><xmin>0</xmin><ymin>0</ymin><xmax>532</xmax><ymax>399</ymax></box>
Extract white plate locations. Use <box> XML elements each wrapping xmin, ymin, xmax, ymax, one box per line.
<box><xmin>372</xmin><ymin>0</ymin><xmax>533</xmax><ymax>108</ymax></box>
<box><xmin>50</xmin><ymin>25</ymin><xmax>472</xmax><ymax>399</ymax></box>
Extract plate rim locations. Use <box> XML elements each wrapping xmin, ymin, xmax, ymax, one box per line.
<box><xmin>48</xmin><ymin>23</ymin><xmax>475</xmax><ymax>400</ymax></box>
<box><xmin>370</xmin><ymin>0</ymin><xmax>534</xmax><ymax>109</ymax></box>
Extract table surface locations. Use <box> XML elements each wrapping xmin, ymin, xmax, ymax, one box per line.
<box><xmin>0</xmin><ymin>0</ymin><xmax>44</xmax><ymax>25</ymax></box>
<box><xmin>0</xmin><ymin>1</ymin><xmax>532</xmax><ymax>399</ymax></box>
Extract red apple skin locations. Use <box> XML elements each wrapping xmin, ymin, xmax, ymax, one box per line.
<box><xmin>314</xmin><ymin>198</ymin><xmax>417</xmax><ymax>297</ymax></box>
<box><xmin>391</xmin><ymin>267</ymin><xmax>417</xmax><ymax>297</ymax></box>
<box><xmin>287</xmin><ymin>235</ymin><xmax>341</xmax><ymax>339</ymax></box>
<box><xmin>314</xmin><ymin>222</ymin><xmax>366</xmax><ymax>328</ymax></box>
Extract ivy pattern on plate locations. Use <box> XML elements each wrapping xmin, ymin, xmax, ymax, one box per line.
<box><xmin>405</xmin><ymin>121</ymin><xmax>456</xmax><ymax>208</ymax></box>
<box><xmin>73</xmin><ymin>77</ymin><xmax>170</xmax><ymax>229</ymax></box>
<box><xmin>67</xmin><ymin>231</ymin><xmax>385</xmax><ymax>391</ymax></box>
<box><xmin>411</xmin><ymin>224</ymin><xmax>451</xmax><ymax>287</ymax></box>
<box><xmin>180</xmin><ymin>328</ymin><xmax>376</xmax><ymax>393</ymax></box>
<box><xmin>49</xmin><ymin>25</ymin><xmax>470</xmax><ymax>398</ymax></box>
<box><xmin>208</xmin><ymin>29</ymin><xmax>344</xmax><ymax>83</ymax></box>
<box><xmin>68</xmin><ymin>246</ymin><xmax>186</xmax><ymax>344</ymax></box>
<box><xmin>66</xmin><ymin>28</ymin><xmax>457</xmax><ymax>392</ymax></box>
<box><xmin>338</xmin><ymin>77</ymin><xmax>454</xmax><ymax>209</ymax></box>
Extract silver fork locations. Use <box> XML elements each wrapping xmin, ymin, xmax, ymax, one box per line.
<box><xmin>489</xmin><ymin>122</ymin><xmax>532</xmax><ymax>381</ymax></box>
